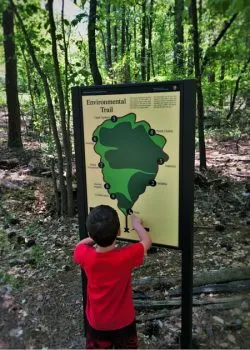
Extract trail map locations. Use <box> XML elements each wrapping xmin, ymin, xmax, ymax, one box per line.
<box><xmin>82</xmin><ymin>91</ymin><xmax>180</xmax><ymax>247</ymax></box>
<box><xmin>92</xmin><ymin>113</ymin><xmax>169</xmax><ymax>229</ymax></box>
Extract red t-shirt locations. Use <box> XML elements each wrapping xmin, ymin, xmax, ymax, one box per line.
<box><xmin>73</xmin><ymin>242</ymin><xmax>144</xmax><ymax>331</ymax></box>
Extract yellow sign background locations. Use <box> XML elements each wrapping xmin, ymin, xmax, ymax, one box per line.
<box><xmin>82</xmin><ymin>91</ymin><xmax>180</xmax><ymax>247</ymax></box>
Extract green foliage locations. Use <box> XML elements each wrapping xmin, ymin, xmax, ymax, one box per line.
<box><xmin>25</xmin><ymin>220</ymin><xmax>40</xmax><ymax>237</ymax></box>
<box><xmin>29</xmin><ymin>245</ymin><xmax>43</xmax><ymax>265</ymax></box>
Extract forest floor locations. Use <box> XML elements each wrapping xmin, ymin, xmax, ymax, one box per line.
<box><xmin>0</xmin><ymin>110</ymin><xmax>250</xmax><ymax>349</ymax></box>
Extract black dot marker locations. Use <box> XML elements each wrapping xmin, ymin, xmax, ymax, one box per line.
<box><xmin>92</xmin><ymin>136</ymin><xmax>98</xmax><ymax>142</ymax></box>
<box><xmin>104</xmin><ymin>183</ymin><xmax>111</xmax><ymax>189</ymax></box>
<box><xmin>149</xmin><ymin>180</ymin><xmax>156</xmax><ymax>187</ymax></box>
<box><xmin>98</xmin><ymin>162</ymin><xmax>105</xmax><ymax>168</ymax></box>
<box><xmin>111</xmin><ymin>115</ymin><xmax>117</xmax><ymax>122</ymax></box>
<box><xmin>110</xmin><ymin>193</ymin><xmax>116</xmax><ymax>200</ymax></box>
<box><xmin>157</xmin><ymin>158</ymin><xmax>164</xmax><ymax>165</ymax></box>
<box><xmin>126</xmin><ymin>208</ymin><xmax>133</xmax><ymax>215</ymax></box>
<box><xmin>148</xmin><ymin>129</ymin><xmax>156</xmax><ymax>136</ymax></box>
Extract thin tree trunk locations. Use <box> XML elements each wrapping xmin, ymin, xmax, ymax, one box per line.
<box><xmin>10</xmin><ymin>0</ymin><xmax>66</xmax><ymax>215</ymax></box>
<box><xmin>201</xmin><ymin>13</ymin><xmax>238</xmax><ymax>74</ymax></box>
<box><xmin>141</xmin><ymin>0</ymin><xmax>146</xmax><ymax>81</ymax></box>
<box><xmin>149</xmin><ymin>0</ymin><xmax>155</xmax><ymax>78</ymax></box>
<box><xmin>191</xmin><ymin>0</ymin><xmax>206</xmax><ymax>170</ymax></box>
<box><xmin>88</xmin><ymin>0</ymin><xmax>102</xmax><ymax>85</ymax></box>
<box><xmin>133</xmin><ymin>5</ymin><xmax>137</xmax><ymax>62</ymax></box>
<box><xmin>121</xmin><ymin>5</ymin><xmax>126</xmax><ymax>57</ymax></box>
<box><xmin>173</xmin><ymin>0</ymin><xmax>184</xmax><ymax>76</ymax></box>
<box><xmin>3</xmin><ymin>5</ymin><xmax>23</xmax><ymax>149</ymax></box>
<box><xmin>112</xmin><ymin>4</ymin><xmax>118</xmax><ymax>63</ymax></box>
<box><xmin>48</xmin><ymin>0</ymin><xmax>73</xmax><ymax>216</ymax></box>
<box><xmin>226</xmin><ymin>56</ymin><xmax>250</xmax><ymax>120</ymax></box>
<box><xmin>198</xmin><ymin>0</ymin><xmax>202</xmax><ymax>22</ymax></box>
<box><xmin>147</xmin><ymin>0</ymin><xmax>154</xmax><ymax>81</ymax></box>
<box><xmin>106</xmin><ymin>0</ymin><xmax>112</xmax><ymax>75</ymax></box>
<box><xmin>219</xmin><ymin>62</ymin><xmax>225</xmax><ymax>109</ymax></box>
<box><xmin>124</xmin><ymin>21</ymin><xmax>131</xmax><ymax>82</ymax></box>
<box><xmin>20</xmin><ymin>45</ymin><xmax>36</xmax><ymax>129</ymax></box>
<box><xmin>61</xmin><ymin>0</ymin><xmax>74</xmax><ymax>216</ymax></box>
<box><xmin>187</xmin><ymin>4</ymin><xmax>194</xmax><ymax>76</ymax></box>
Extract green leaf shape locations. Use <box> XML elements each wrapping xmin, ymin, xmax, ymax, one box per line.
<box><xmin>93</xmin><ymin>113</ymin><xmax>168</xmax><ymax>215</ymax></box>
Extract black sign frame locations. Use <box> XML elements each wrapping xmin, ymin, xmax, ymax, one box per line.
<box><xmin>72</xmin><ymin>80</ymin><xmax>196</xmax><ymax>349</ymax></box>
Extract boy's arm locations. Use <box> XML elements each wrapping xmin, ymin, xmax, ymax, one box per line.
<box><xmin>131</xmin><ymin>215</ymin><xmax>152</xmax><ymax>253</ymax></box>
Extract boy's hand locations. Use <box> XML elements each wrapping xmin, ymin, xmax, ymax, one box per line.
<box><xmin>131</xmin><ymin>214</ymin><xmax>152</xmax><ymax>252</ymax></box>
<box><xmin>131</xmin><ymin>214</ymin><xmax>143</xmax><ymax>229</ymax></box>
<box><xmin>77</xmin><ymin>237</ymin><xmax>95</xmax><ymax>246</ymax></box>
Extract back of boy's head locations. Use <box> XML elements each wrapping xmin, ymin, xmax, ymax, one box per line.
<box><xmin>86</xmin><ymin>205</ymin><xmax>120</xmax><ymax>247</ymax></box>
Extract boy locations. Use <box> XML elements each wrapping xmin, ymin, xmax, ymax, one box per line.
<box><xmin>73</xmin><ymin>205</ymin><xmax>152</xmax><ymax>349</ymax></box>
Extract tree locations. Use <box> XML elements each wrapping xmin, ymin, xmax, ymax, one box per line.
<box><xmin>10</xmin><ymin>0</ymin><xmax>67</xmax><ymax>215</ymax></box>
<box><xmin>88</xmin><ymin>0</ymin><xmax>102</xmax><ymax>85</ymax></box>
<box><xmin>173</xmin><ymin>0</ymin><xmax>184</xmax><ymax>76</ymax></box>
<box><xmin>226</xmin><ymin>55</ymin><xmax>250</xmax><ymax>120</ymax></box>
<box><xmin>106</xmin><ymin>0</ymin><xmax>112</xmax><ymax>74</ymax></box>
<box><xmin>147</xmin><ymin>0</ymin><xmax>155</xmax><ymax>81</ymax></box>
<box><xmin>47</xmin><ymin>0</ymin><xmax>74</xmax><ymax>216</ymax></box>
<box><xmin>141</xmin><ymin>0</ymin><xmax>147</xmax><ymax>81</ymax></box>
<box><xmin>3</xmin><ymin>4</ymin><xmax>23</xmax><ymax>149</ymax></box>
<box><xmin>191</xmin><ymin>0</ymin><xmax>206</xmax><ymax>170</ymax></box>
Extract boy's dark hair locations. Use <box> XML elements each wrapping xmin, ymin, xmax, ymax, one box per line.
<box><xmin>86</xmin><ymin>205</ymin><xmax>120</xmax><ymax>247</ymax></box>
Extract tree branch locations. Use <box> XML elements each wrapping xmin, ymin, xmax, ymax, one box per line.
<box><xmin>201</xmin><ymin>13</ymin><xmax>238</xmax><ymax>74</ymax></box>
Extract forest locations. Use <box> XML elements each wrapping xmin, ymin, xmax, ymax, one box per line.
<box><xmin>0</xmin><ymin>0</ymin><xmax>250</xmax><ymax>349</ymax></box>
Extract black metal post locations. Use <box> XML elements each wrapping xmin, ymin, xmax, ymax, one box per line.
<box><xmin>180</xmin><ymin>80</ymin><xmax>196</xmax><ymax>348</ymax></box>
<box><xmin>72</xmin><ymin>86</ymin><xmax>89</xmax><ymax>336</ymax></box>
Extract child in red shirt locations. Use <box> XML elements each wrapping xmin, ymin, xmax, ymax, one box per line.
<box><xmin>73</xmin><ymin>205</ymin><xmax>152</xmax><ymax>349</ymax></box>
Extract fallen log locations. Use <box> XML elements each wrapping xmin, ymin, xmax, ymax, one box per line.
<box><xmin>134</xmin><ymin>295</ymin><xmax>248</xmax><ymax>310</ymax></box>
<box><xmin>133</xmin><ymin>266</ymin><xmax>250</xmax><ymax>288</ymax></box>
<box><xmin>136</xmin><ymin>299</ymin><xmax>249</xmax><ymax>322</ymax></box>
<box><xmin>168</xmin><ymin>279</ymin><xmax>250</xmax><ymax>297</ymax></box>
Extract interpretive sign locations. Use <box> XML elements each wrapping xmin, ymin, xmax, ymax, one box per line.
<box><xmin>72</xmin><ymin>81</ymin><xmax>196</xmax><ymax>348</ymax></box>
<box><xmin>72</xmin><ymin>81</ymin><xmax>195</xmax><ymax>248</ymax></box>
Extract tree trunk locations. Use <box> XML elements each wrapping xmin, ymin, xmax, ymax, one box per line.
<box><xmin>121</xmin><ymin>5</ymin><xmax>126</xmax><ymax>57</ymax></box>
<box><xmin>147</xmin><ymin>0</ymin><xmax>154</xmax><ymax>81</ymax></box>
<box><xmin>134</xmin><ymin>295</ymin><xmax>247</xmax><ymax>310</ymax></box>
<box><xmin>133</xmin><ymin>266</ymin><xmax>250</xmax><ymax>288</ymax></box>
<box><xmin>112</xmin><ymin>4</ymin><xmax>118</xmax><ymax>63</ymax></box>
<box><xmin>10</xmin><ymin>0</ymin><xmax>66</xmax><ymax>216</ymax></box>
<box><xmin>3</xmin><ymin>5</ymin><xmax>23</xmax><ymax>149</ymax></box>
<box><xmin>106</xmin><ymin>0</ymin><xmax>112</xmax><ymax>75</ymax></box>
<box><xmin>219</xmin><ymin>62</ymin><xmax>225</xmax><ymax>109</ymax></box>
<box><xmin>124</xmin><ymin>21</ymin><xmax>131</xmax><ymax>83</ymax></box>
<box><xmin>191</xmin><ymin>0</ymin><xmax>206</xmax><ymax>170</ymax></box>
<box><xmin>88</xmin><ymin>0</ymin><xmax>102</xmax><ymax>85</ymax></box>
<box><xmin>61</xmin><ymin>0</ymin><xmax>74</xmax><ymax>216</ymax></box>
<box><xmin>201</xmin><ymin>13</ymin><xmax>238</xmax><ymax>74</ymax></box>
<box><xmin>173</xmin><ymin>0</ymin><xmax>184</xmax><ymax>76</ymax></box>
<box><xmin>198</xmin><ymin>0</ymin><xmax>202</xmax><ymax>22</ymax></box>
<box><xmin>133</xmin><ymin>5</ymin><xmax>137</xmax><ymax>62</ymax></box>
<box><xmin>47</xmin><ymin>0</ymin><xmax>73</xmax><ymax>216</ymax></box>
<box><xmin>187</xmin><ymin>4</ymin><xmax>194</xmax><ymax>76</ymax></box>
<box><xmin>141</xmin><ymin>0</ymin><xmax>147</xmax><ymax>81</ymax></box>
<box><xmin>226</xmin><ymin>56</ymin><xmax>250</xmax><ymax>120</ymax></box>
<box><xmin>20</xmin><ymin>45</ymin><xmax>36</xmax><ymax>130</ymax></box>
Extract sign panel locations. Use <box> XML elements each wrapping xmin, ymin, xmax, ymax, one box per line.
<box><xmin>72</xmin><ymin>81</ymin><xmax>195</xmax><ymax>249</ymax></box>
<box><xmin>82</xmin><ymin>91</ymin><xmax>180</xmax><ymax>247</ymax></box>
<box><xmin>72</xmin><ymin>81</ymin><xmax>196</xmax><ymax>347</ymax></box>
